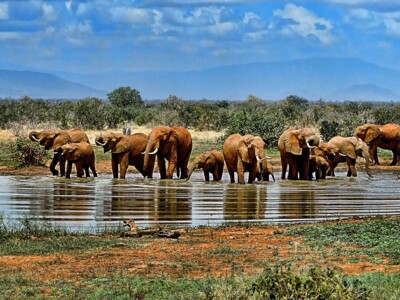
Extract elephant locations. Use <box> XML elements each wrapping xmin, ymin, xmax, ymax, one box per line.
<box><xmin>60</xmin><ymin>142</ymin><xmax>97</xmax><ymax>178</ymax></box>
<box><xmin>323</xmin><ymin>136</ymin><xmax>373</xmax><ymax>177</ymax></box>
<box><xmin>29</xmin><ymin>129</ymin><xmax>89</xmax><ymax>176</ymax></box>
<box><xmin>278</xmin><ymin>127</ymin><xmax>320</xmax><ymax>180</ymax></box>
<box><xmin>309</xmin><ymin>155</ymin><xmax>329</xmax><ymax>180</ymax></box>
<box><xmin>142</xmin><ymin>125</ymin><xmax>192</xmax><ymax>179</ymax></box>
<box><xmin>308</xmin><ymin>145</ymin><xmax>334</xmax><ymax>180</ymax></box>
<box><xmin>222</xmin><ymin>133</ymin><xmax>274</xmax><ymax>184</ymax></box>
<box><xmin>354</xmin><ymin>123</ymin><xmax>400</xmax><ymax>165</ymax></box>
<box><xmin>186</xmin><ymin>150</ymin><xmax>224</xmax><ymax>182</ymax></box>
<box><xmin>95</xmin><ymin>132</ymin><xmax>155</xmax><ymax>179</ymax></box>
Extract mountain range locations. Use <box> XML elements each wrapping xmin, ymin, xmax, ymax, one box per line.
<box><xmin>1</xmin><ymin>58</ymin><xmax>400</xmax><ymax>101</ymax></box>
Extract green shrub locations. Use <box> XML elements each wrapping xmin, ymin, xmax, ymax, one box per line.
<box><xmin>10</xmin><ymin>137</ymin><xmax>50</xmax><ymax>167</ymax></box>
<box><xmin>250</xmin><ymin>264</ymin><xmax>371</xmax><ymax>299</ymax></box>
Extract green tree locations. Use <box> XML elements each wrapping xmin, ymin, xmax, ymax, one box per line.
<box><xmin>74</xmin><ymin>97</ymin><xmax>110</xmax><ymax>130</ymax></box>
<box><xmin>107</xmin><ymin>87</ymin><xmax>144</xmax><ymax>123</ymax></box>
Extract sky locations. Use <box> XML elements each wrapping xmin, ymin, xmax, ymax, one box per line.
<box><xmin>1</xmin><ymin>0</ymin><xmax>400</xmax><ymax>74</ymax></box>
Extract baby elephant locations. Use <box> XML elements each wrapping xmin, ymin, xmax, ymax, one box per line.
<box><xmin>309</xmin><ymin>155</ymin><xmax>329</xmax><ymax>180</ymax></box>
<box><xmin>187</xmin><ymin>150</ymin><xmax>224</xmax><ymax>181</ymax></box>
<box><xmin>60</xmin><ymin>142</ymin><xmax>97</xmax><ymax>178</ymax></box>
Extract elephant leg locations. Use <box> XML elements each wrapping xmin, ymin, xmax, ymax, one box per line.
<box><xmin>248</xmin><ymin>164</ymin><xmax>257</xmax><ymax>184</ymax></box>
<box><xmin>84</xmin><ymin>166</ymin><xmax>90</xmax><ymax>177</ymax></box>
<box><xmin>390</xmin><ymin>150</ymin><xmax>398</xmax><ymax>166</ymax></box>
<box><xmin>111</xmin><ymin>154</ymin><xmax>119</xmax><ymax>178</ymax></box>
<box><xmin>119</xmin><ymin>154</ymin><xmax>130</xmax><ymax>179</ymax></box>
<box><xmin>158</xmin><ymin>155</ymin><xmax>167</xmax><ymax>179</ymax></box>
<box><xmin>346</xmin><ymin>157</ymin><xmax>357</xmax><ymax>177</ymax></box>
<box><xmin>227</xmin><ymin>169</ymin><xmax>235</xmax><ymax>183</ymax></box>
<box><xmin>211</xmin><ymin>168</ymin><xmax>219</xmax><ymax>181</ymax></box>
<box><xmin>237</xmin><ymin>161</ymin><xmax>246</xmax><ymax>184</ymax></box>
<box><xmin>50</xmin><ymin>154</ymin><xmax>60</xmax><ymax>176</ymax></box>
<box><xmin>280</xmin><ymin>155</ymin><xmax>287</xmax><ymax>179</ymax></box>
<box><xmin>90</xmin><ymin>163</ymin><xmax>97</xmax><ymax>177</ymax></box>
<box><xmin>76</xmin><ymin>163</ymin><xmax>84</xmax><ymax>178</ymax></box>
<box><xmin>66</xmin><ymin>161</ymin><xmax>73</xmax><ymax>179</ymax></box>
<box><xmin>59</xmin><ymin>155</ymin><xmax>66</xmax><ymax>177</ymax></box>
<box><xmin>166</xmin><ymin>160</ymin><xmax>176</xmax><ymax>179</ymax></box>
<box><xmin>371</xmin><ymin>146</ymin><xmax>380</xmax><ymax>165</ymax></box>
<box><xmin>289</xmin><ymin>157</ymin><xmax>299</xmax><ymax>180</ymax></box>
<box><xmin>204</xmin><ymin>170</ymin><xmax>210</xmax><ymax>182</ymax></box>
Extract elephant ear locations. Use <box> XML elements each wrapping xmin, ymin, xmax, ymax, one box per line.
<box><xmin>112</xmin><ymin>136</ymin><xmax>129</xmax><ymax>153</ymax></box>
<box><xmin>285</xmin><ymin>132</ymin><xmax>302</xmax><ymax>155</ymax></box>
<box><xmin>238</xmin><ymin>136</ymin><xmax>254</xmax><ymax>163</ymax></box>
<box><xmin>340</xmin><ymin>140</ymin><xmax>357</xmax><ymax>159</ymax></box>
<box><xmin>365</xmin><ymin>125</ymin><xmax>380</xmax><ymax>143</ymax></box>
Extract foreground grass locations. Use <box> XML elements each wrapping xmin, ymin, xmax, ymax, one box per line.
<box><xmin>1</xmin><ymin>217</ymin><xmax>400</xmax><ymax>299</ymax></box>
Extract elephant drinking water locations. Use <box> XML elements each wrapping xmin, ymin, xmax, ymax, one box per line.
<box><xmin>29</xmin><ymin>129</ymin><xmax>89</xmax><ymax>176</ymax></box>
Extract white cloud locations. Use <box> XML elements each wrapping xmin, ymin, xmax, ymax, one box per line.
<box><xmin>346</xmin><ymin>8</ymin><xmax>400</xmax><ymax>38</ymax></box>
<box><xmin>273</xmin><ymin>3</ymin><xmax>334</xmax><ymax>45</ymax></box>
<box><xmin>62</xmin><ymin>21</ymin><xmax>93</xmax><ymax>45</ymax></box>
<box><xmin>0</xmin><ymin>2</ymin><xmax>9</xmax><ymax>20</ymax></box>
<box><xmin>0</xmin><ymin>32</ymin><xmax>21</xmax><ymax>40</ymax></box>
<box><xmin>42</xmin><ymin>3</ymin><xmax>56</xmax><ymax>22</ymax></box>
<box><xmin>110</xmin><ymin>7</ymin><xmax>154</xmax><ymax>24</ymax></box>
<box><xmin>65</xmin><ymin>1</ymin><xmax>72</xmax><ymax>11</ymax></box>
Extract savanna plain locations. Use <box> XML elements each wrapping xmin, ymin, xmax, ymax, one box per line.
<box><xmin>0</xmin><ymin>127</ymin><xmax>400</xmax><ymax>299</ymax></box>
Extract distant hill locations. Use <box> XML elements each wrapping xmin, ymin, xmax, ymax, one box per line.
<box><xmin>328</xmin><ymin>84</ymin><xmax>400</xmax><ymax>102</ymax></box>
<box><xmin>56</xmin><ymin>57</ymin><xmax>400</xmax><ymax>101</ymax></box>
<box><xmin>2</xmin><ymin>57</ymin><xmax>400</xmax><ymax>101</ymax></box>
<box><xmin>0</xmin><ymin>69</ymin><xmax>106</xmax><ymax>99</ymax></box>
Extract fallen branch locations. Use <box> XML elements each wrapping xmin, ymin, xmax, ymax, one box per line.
<box><xmin>121</xmin><ymin>219</ymin><xmax>181</xmax><ymax>239</ymax></box>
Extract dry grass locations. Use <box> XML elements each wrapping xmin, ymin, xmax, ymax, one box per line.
<box><xmin>0</xmin><ymin>126</ymin><xmax>224</xmax><ymax>144</ymax></box>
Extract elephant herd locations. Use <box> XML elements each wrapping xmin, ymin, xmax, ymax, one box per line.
<box><xmin>28</xmin><ymin>122</ymin><xmax>400</xmax><ymax>183</ymax></box>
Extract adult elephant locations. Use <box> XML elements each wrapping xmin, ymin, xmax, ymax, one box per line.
<box><xmin>60</xmin><ymin>142</ymin><xmax>97</xmax><ymax>178</ymax></box>
<box><xmin>29</xmin><ymin>129</ymin><xmax>89</xmax><ymax>176</ymax></box>
<box><xmin>95</xmin><ymin>132</ymin><xmax>155</xmax><ymax>179</ymax></box>
<box><xmin>278</xmin><ymin>127</ymin><xmax>320</xmax><ymax>180</ymax></box>
<box><xmin>354</xmin><ymin>123</ymin><xmax>400</xmax><ymax>165</ymax></box>
<box><xmin>324</xmin><ymin>136</ymin><xmax>373</xmax><ymax>177</ymax></box>
<box><xmin>186</xmin><ymin>150</ymin><xmax>224</xmax><ymax>182</ymax></box>
<box><xmin>223</xmin><ymin>134</ymin><xmax>274</xmax><ymax>184</ymax></box>
<box><xmin>142</xmin><ymin>125</ymin><xmax>192</xmax><ymax>179</ymax></box>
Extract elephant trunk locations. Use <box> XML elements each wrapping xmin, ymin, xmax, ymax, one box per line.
<box><xmin>143</xmin><ymin>138</ymin><xmax>157</xmax><ymax>177</ymax></box>
<box><xmin>363</xmin><ymin>150</ymin><xmax>373</xmax><ymax>178</ymax></box>
<box><xmin>186</xmin><ymin>163</ymin><xmax>198</xmax><ymax>181</ymax></box>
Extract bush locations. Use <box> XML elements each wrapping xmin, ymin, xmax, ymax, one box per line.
<box><xmin>10</xmin><ymin>137</ymin><xmax>50</xmax><ymax>167</ymax></box>
<box><xmin>250</xmin><ymin>264</ymin><xmax>370</xmax><ymax>299</ymax></box>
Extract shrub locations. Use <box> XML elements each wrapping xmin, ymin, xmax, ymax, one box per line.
<box><xmin>10</xmin><ymin>137</ymin><xmax>50</xmax><ymax>167</ymax></box>
<box><xmin>250</xmin><ymin>264</ymin><xmax>371</xmax><ymax>299</ymax></box>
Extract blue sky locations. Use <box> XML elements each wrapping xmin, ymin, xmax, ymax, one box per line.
<box><xmin>1</xmin><ymin>0</ymin><xmax>400</xmax><ymax>74</ymax></box>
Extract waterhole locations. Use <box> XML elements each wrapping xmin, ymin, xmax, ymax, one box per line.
<box><xmin>0</xmin><ymin>171</ymin><xmax>398</xmax><ymax>231</ymax></box>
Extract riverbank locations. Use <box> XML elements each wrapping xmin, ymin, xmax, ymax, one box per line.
<box><xmin>1</xmin><ymin>216</ymin><xmax>400</xmax><ymax>298</ymax></box>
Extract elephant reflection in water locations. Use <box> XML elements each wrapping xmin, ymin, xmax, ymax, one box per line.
<box><xmin>224</xmin><ymin>185</ymin><xmax>267</xmax><ymax>220</ymax></box>
<box><xmin>52</xmin><ymin>182</ymin><xmax>95</xmax><ymax>218</ymax></box>
<box><xmin>279</xmin><ymin>190</ymin><xmax>316</xmax><ymax>220</ymax></box>
<box><xmin>153</xmin><ymin>181</ymin><xmax>191</xmax><ymax>223</ymax></box>
<box><xmin>108</xmin><ymin>181</ymin><xmax>191</xmax><ymax>224</ymax></box>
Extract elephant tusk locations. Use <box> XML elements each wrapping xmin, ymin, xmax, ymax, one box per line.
<box><xmin>142</xmin><ymin>148</ymin><xmax>158</xmax><ymax>155</ymax></box>
<box><xmin>256</xmin><ymin>155</ymin><xmax>271</xmax><ymax>162</ymax></box>
<box><xmin>95</xmin><ymin>141</ymin><xmax>106</xmax><ymax>146</ymax></box>
<box><xmin>338</xmin><ymin>152</ymin><xmax>347</xmax><ymax>157</ymax></box>
<box><xmin>306</xmin><ymin>142</ymin><xmax>316</xmax><ymax>149</ymax></box>
<box><xmin>31</xmin><ymin>136</ymin><xmax>41</xmax><ymax>142</ymax></box>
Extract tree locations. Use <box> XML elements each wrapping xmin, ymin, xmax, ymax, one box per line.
<box><xmin>107</xmin><ymin>87</ymin><xmax>144</xmax><ymax>123</ymax></box>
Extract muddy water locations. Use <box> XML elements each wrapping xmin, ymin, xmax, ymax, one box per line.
<box><xmin>0</xmin><ymin>171</ymin><xmax>399</xmax><ymax>231</ymax></box>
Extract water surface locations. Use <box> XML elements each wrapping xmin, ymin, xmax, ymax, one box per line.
<box><xmin>0</xmin><ymin>171</ymin><xmax>399</xmax><ymax>231</ymax></box>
